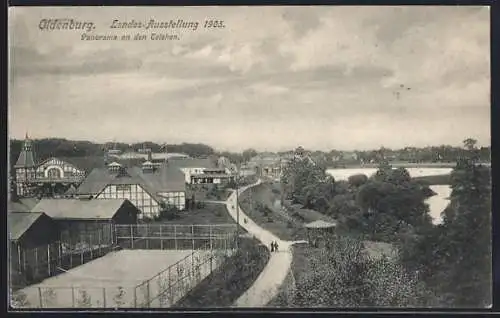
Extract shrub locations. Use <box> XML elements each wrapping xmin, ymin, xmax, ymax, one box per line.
<box><xmin>174</xmin><ymin>238</ymin><xmax>270</xmax><ymax>308</ymax></box>
<box><xmin>284</xmin><ymin>236</ymin><xmax>435</xmax><ymax>308</ymax></box>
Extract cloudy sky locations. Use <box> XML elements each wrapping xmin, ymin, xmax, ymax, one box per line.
<box><xmin>9</xmin><ymin>6</ymin><xmax>490</xmax><ymax>152</ymax></box>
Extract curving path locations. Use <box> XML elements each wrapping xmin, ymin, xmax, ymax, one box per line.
<box><xmin>225</xmin><ymin>180</ymin><xmax>306</xmax><ymax>307</ymax></box>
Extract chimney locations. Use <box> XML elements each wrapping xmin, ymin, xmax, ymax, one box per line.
<box><xmin>142</xmin><ymin>160</ymin><xmax>154</xmax><ymax>173</ymax></box>
<box><xmin>107</xmin><ymin>162</ymin><xmax>122</xmax><ymax>174</ymax></box>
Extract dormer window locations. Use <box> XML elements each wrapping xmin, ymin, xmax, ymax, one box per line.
<box><xmin>107</xmin><ymin>161</ymin><xmax>122</xmax><ymax>173</ymax></box>
<box><xmin>142</xmin><ymin>161</ymin><xmax>154</xmax><ymax>173</ymax></box>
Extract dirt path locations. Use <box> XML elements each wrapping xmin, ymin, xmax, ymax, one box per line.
<box><xmin>225</xmin><ymin>180</ymin><xmax>306</xmax><ymax>307</ymax></box>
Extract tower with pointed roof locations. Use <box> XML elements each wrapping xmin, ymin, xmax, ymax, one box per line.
<box><xmin>14</xmin><ymin>133</ymin><xmax>37</xmax><ymax>196</ymax></box>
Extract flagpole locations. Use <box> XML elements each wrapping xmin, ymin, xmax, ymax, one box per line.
<box><xmin>236</xmin><ymin>176</ymin><xmax>240</xmax><ymax>249</ymax></box>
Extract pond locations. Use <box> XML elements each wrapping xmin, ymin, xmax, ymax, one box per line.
<box><xmin>325</xmin><ymin>167</ymin><xmax>453</xmax><ymax>225</ymax></box>
<box><xmin>426</xmin><ymin>185</ymin><xmax>452</xmax><ymax>225</ymax></box>
<box><xmin>325</xmin><ymin>167</ymin><xmax>453</xmax><ymax>181</ymax></box>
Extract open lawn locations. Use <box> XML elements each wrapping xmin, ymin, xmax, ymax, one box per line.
<box><xmin>189</xmin><ymin>185</ymin><xmax>232</xmax><ymax>202</ymax></box>
<box><xmin>145</xmin><ymin>203</ymin><xmax>237</xmax><ymax>226</ymax></box>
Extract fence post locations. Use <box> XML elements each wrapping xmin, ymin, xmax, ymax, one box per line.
<box><xmin>209</xmin><ymin>225</ymin><xmax>213</xmax><ymax>251</ymax></box>
<box><xmin>146</xmin><ymin>224</ymin><xmax>149</xmax><ymax>250</ymax></box>
<box><xmin>80</xmin><ymin>235</ymin><xmax>84</xmax><ymax>265</ymax></box>
<box><xmin>174</xmin><ymin>225</ymin><xmax>177</xmax><ymax>250</ymax></box>
<box><xmin>131</xmin><ymin>224</ymin><xmax>134</xmax><ymax>249</ymax></box>
<box><xmin>34</xmin><ymin>247</ymin><xmax>39</xmax><ymax>278</ymax></box>
<box><xmin>102</xmin><ymin>287</ymin><xmax>106</xmax><ymax>308</ymax></box>
<box><xmin>134</xmin><ymin>286</ymin><xmax>137</xmax><ymax>307</ymax></box>
<box><xmin>23</xmin><ymin>248</ymin><xmax>26</xmax><ymax>273</ymax></box>
<box><xmin>90</xmin><ymin>234</ymin><xmax>94</xmax><ymax>260</ymax></box>
<box><xmin>160</xmin><ymin>225</ymin><xmax>163</xmax><ymax>250</ymax></box>
<box><xmin>58</xmin><ymin>241</ymin><xmax>62</xmax><ymax>268</ymax></box>
<box><xmin>224</xmin><ymin>234</ymin><xmax>227</xmax><ymax>252</ymax></box>
<box><xmin>191</xmin><ymin>252</ymin><xmax>195</xmax><ymax>284</ymax></box>
<box><xmin>168</xmin><ymin>266</ymin><xmax>172</xmax><ymax>305</ymax></box>
<box><xmin>98</xmin><ymin>231</ymin><xmax>102</xmax><ymax>257</ymax></box>
<box><xmin>38</xmin><ymin>287</ymin><xmax>43</xmax><ymax>308</ymax></box>
<box><xmin>71</xmin><ymin>286</ymin><xmax>75</xmax><ymax>308</ymax></box>
<box><xmin>191</xmin><ymin>225</ymin><xmax>195</xmax><ymax>250</ymax></box>
<box><xmin>17</xmin><ymin>245</ymin><xmax>22</xmax><ymax>274</ymax></box>
<box><xmin>146</xmin><ymin>281</ymin><xmax>151</xmax><ymax>308</ymax></box>
<box><xmin>47</xmin><ymin>244</ymin><xmax>51</xmax><ymax>276</ymax></box>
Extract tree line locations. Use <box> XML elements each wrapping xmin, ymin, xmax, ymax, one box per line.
<box><xmin>280</xmin><ymin>138</ymin><xmax>491</xmax><ymax>307</ymax></box>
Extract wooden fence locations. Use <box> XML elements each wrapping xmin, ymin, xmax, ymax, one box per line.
<box><xmin>114</xmin><ymin>223</ymin><xmax>238</xmax><ymax>250</ymax></box>
<box><xmin>133</xmin><ymin>232</ymin><xmax>236</xmax><ymax>308</ymax></box>
<box><xmin>11</xmin><ymin>230</ymin><xmax>238</xmax><ymax>309</ymax></box>
<box><xmin>10</xmin><ymin>226</ymin><xmax>114</xmax><ymax>290</ymax></box>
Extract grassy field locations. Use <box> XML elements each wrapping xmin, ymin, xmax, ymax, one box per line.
<box><xmin>174</xmin><ymin>237</ymin><xmax>269</xmax><ymax>308</ymax></box>
<box><xmin>188</xmin><ymin>185</ymin><xmax>232</xmax><ymax>202</ymax></box>
<box><xmin>144</xmin><ymin>203</ymin><xmax>237</xmax><ymax>226</ymax></box>
<box><xmin>239</xmin><ymin>183</ymin><xmax>306</xmax><ymax>241</ymax></box>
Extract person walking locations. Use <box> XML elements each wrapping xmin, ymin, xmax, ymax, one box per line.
<box><xmin>270</xmin><ymin>241</ymin><xmax>275</xmax><ymax>252</ymax></box>
<box><xmin>274</xmin><ymin>241</ymin><xmax>279</xmax><ymax>252</ymax></box>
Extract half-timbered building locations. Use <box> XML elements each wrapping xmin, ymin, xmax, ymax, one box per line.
<box><xmin>13</xmin><ymin>135</ymin><xmax>86</xmax><ymax>197</ymax></box>
<box><xmin>76</xmin><ymin>161</ymin><xmax>186</xmax><ymax>218</ymax></box>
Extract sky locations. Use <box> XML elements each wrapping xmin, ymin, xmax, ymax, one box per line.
<box><xmin>8</xmin><ymin>6</ymin><xmax>490</xmax><ymax>152</ymax></box>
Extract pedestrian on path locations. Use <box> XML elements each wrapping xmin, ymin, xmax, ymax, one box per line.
<box><xmin>274</xmin><ymin>241</ymin><xmax>279</xmax><ymax>252</ymax></box>
<box><xmin>270</xmin><ymin>241</ymin><xmax>275</xmax><ymax>252</ymax></box>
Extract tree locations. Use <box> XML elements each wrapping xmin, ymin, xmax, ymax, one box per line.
<box><xmin>462</xmin><ymin>138</ymin><xmax>477</xmax><ymax>151</ymax></box>
<box><xmin>242</xmin><ymin>149</ymin><xmax>258</xmax><ymax>163</ymax></box>
<box><xmin>348</xmin><ymin>174</ymin><xmax>368</xmax><ymax>188</ymax></box>
<box><xmin>288</xmin><ymin>236</ymin><xmax>434</xmax><ymax>307</ymax></box>
<box><xmin>398</xmin><ymin>140</ymin><xmax>491</xmax><ymax>308</ymax></box>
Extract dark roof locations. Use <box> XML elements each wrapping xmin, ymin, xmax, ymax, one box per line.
<box><xmin>76</xmin><ymin>163</ymin><xmax>186</xmax><ymax>197</ymax></box>
<box><xmin>191</xmin><ymin>173</ymin><xmax>232</xmax><ymax>178</ymax></box>
<box><xmin>46</xmin><ymin>156</ymin><xmax>106</xmax><ymax>173</ymax></box>
<box><xmin>31</xmin><ymin>198</ymin><xmax>138</xmax><ymax>219</ymax></box>
<box><xmin>8</xmin><ymin>212</ymin><xmax>46</xmax><ymax>240</ymax></box>
<box><xmin>168</xmin><ymin>158</ymin><xmax>217</xmax><ymax>169</ymax></box>
<box><xmin>137</xmin><ymin>164</ymin><xmax>186</xmax><ymax>193</ymax></box>
<box><xmin>75</xmin><ymin>167</ymin><xmax>115</xmax><ymax>195</ymax></box>
<box><xmin>15</xmin><ymin>148</ymin><xmax>36</xmax><ymax>168</ymax></box>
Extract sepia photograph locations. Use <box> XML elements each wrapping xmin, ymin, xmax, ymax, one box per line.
<box><xmin>8</xmin><ymin>6</ymin><xmax>491</xmax><ymax>310</ymax></box>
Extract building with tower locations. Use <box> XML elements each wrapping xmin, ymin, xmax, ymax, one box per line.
<box><xmin>12</xmin><ymin>134</ymin><xmax>86</xmax><ymax>198</ymax></box>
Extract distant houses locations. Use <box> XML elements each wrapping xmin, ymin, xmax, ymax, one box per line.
<box><xmin>168</xmin><ymin>157</ymin><xmax>234</xmax><ymax>185</ymax></box>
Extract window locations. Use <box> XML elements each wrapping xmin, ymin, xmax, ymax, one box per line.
<box><xmin>47</xmin><ymin>168</ymin><xmax>61</xmax><ymax>179</ymax></box>
<box><xmin>116</xmin><ymin>184</ymin><xmax>131</xmax><ymax>191</ymax></box>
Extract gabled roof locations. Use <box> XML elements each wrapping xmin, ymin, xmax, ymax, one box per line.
<box><xmin>76</xmin><ymin>163</ymin><xmax>186</xmax><ymax>196</ymax></box>
<box><xmin>31</xmin><ymin>198</ymin><xmax>137</xmax><ymax>220</ymax></box>
<box><xmin>135</xmin><ymin>163</ymin><xmax>186</xmax><ymax>193</ymax></box>
<box><xmin>75</xmin><ymin>167</ymin><xmax>115</xmax><ymax>195</ymax></box>
<box><xmin>8</xmin><ymin>212</ymin><xmax>46</xmax><ymax>240</ymax></box>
